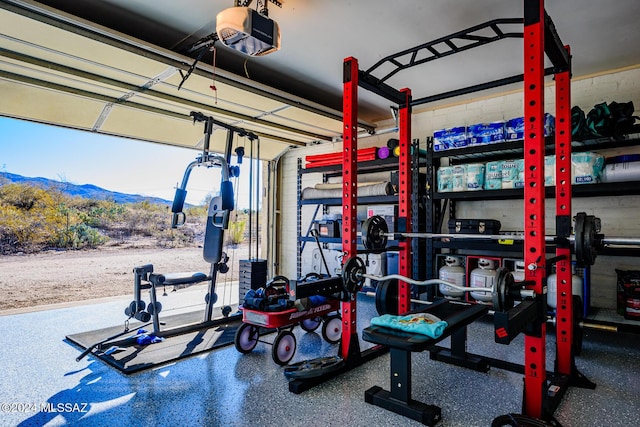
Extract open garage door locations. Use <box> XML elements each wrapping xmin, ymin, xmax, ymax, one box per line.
<box><xmin>0</xmin><ymin>1</ymin><xmax>374</xmax><ymax>160</ymax></box>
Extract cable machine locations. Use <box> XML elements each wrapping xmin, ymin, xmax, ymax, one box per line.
<box><xmin>121</xmin><ymin>111</ymin><xmax>258</xmax><ymax>336</ymax></box>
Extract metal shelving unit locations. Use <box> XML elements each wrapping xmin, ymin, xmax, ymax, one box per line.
<box><xmin>295</xmin><ymin>145</ymin><xmax>425</xmax><ymax>280</ymax></box>
<box><xmin>427</xmin><ymin>132</ymin><xmax>640</xmax><ymax>317</ymax></box>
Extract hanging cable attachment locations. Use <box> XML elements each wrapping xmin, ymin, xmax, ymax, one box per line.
<box><xmin>210</xmin><ymin>45</ymin><xmax>218</xmax><ymax>103</ymax></box>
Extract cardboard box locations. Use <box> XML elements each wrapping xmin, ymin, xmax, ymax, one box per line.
<box><xmin>367</xmin><ymin>205</ymin><xmax>398</xmax><ymax>232</ymax></box>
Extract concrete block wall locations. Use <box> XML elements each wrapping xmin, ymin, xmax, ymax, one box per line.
<box><xmin>278</xmin><ymin>66</ymin><xmax>640</xmax><ymax>310</ymax></box>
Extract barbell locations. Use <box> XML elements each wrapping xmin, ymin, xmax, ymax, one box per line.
<box><xmin>341</xmin><ymin>256</ymin><xmax>533</xmax><ymax>312</ymax></box>
<box><xmin>361</xmin><ymin>212</ymin><xmax>613</xmax><ymax>267</ymax></box>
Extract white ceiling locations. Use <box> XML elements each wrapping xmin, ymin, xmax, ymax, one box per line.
<box><xmin>1</xmin><ymin>0</ymin><xmax>639</xmax><ymax>156</ymax></box>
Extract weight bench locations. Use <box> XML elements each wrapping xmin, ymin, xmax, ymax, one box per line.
<box><xmin>128</xmin><ymin>265</ymin><xmax>210</xmax><ymax>334</ymax></box>
<box><xmin>124</xmin><ymin>190</ymin><xmax>232</xmax><ymax>335</ymax></box>
<box><xmin>362</xmin><ymin>299</ymin><xmax>489</xmax><ymax>426</ymax></box>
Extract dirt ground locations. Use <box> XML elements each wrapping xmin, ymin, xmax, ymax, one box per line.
<box><xmin>0</xmin><ymin>240</ymin><xmax>251</xmax><ymax>312</ymax></box>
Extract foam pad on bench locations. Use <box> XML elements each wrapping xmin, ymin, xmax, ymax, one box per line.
<box><xmin>150</xmin><ymin>272</ymin><xmax>208</xmax><ymax>286</ymax></box>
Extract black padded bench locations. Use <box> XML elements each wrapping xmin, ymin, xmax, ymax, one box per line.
<box><xmin>149</xmin><ymin>272</ymin><xmax>209</xmax><ymax>288</ymax></box>
<box><xmin>362</xmin><ymin>299</ymin><xmax>489</xmax><ymax>426</ymax></box>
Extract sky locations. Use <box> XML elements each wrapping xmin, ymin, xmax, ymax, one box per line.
<box><xmin>0</xmin><ymin>117</ymin><xmax>261</xmax><ymax>209</ymax></box>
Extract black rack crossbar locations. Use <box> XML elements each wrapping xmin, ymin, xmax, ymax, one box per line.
<box><xmin>544</xmin><ymin>11</ymin><xmax>570</xmax><ymax>70</ymax></box>
<box><xmin>358</xmin><ymin>70</ymin><xmax>405</xmax><ymax>105</ymax></box>
<box><xmin>364</xmin><ymin>18</ymin><xmax>524</xmax><ymax>84</ymax></box>
<box><xmin>411</xmin><ymin>67</ymin><xmax>557</xmax><ymax>107</ymax></box>
<box><xmin>190</xmin><ymin>111</ymin><xmax>258</xmax><ymax>140</ymax></box>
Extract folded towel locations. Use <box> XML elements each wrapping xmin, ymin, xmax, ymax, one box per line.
<box><xmin>370</xmin><ymin>313</ymin><xmax>448</xmax><ymax>339</ymax></box>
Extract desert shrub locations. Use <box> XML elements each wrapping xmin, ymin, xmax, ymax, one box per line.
<box><xmin>0</xmin><ymin>184</ymin><xmax>67</xmax><ymax>253</ymax></box>
<box><xmin>54</xmin><ymin>223</ymin><xmax>108</xmax><ymax>249</ymax></box>
<box><xmin>0</xmin><ymin>182</ymin><xmax>218</xmax><ymax>253</ymax></box>
<box><xmin>75</xmin><ymin>199</ymin><xmax>127</xmax><ymax>228</ymax></box>
<box><xmin>121</xmin><ymin>201</ymin><xmax>168</xmax><ymax>236</ymax></box>
<box><xmin>227</xmin><ymin>219</ymin><xmax>246</xmax><ymax>246</ymax></box>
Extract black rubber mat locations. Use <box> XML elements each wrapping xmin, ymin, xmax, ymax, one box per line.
<box><xmin>66</xmin><ymin>310</ymin><xmax>244</xmax><ymax>374</ymax></box>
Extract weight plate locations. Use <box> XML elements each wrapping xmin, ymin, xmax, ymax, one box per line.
<box><xmin>321</xmin><ymin>314</ymin><xmax>342</xmax><ymax>344</ymax></box>
<box><xmin>582</xmin><ymin>216</ymin><xmax>597</xmax><ymax>266</ymax></box>
<box><xmin>361</xmin><ymin>215</ymin><xmax>388</xmax><ymax>250</ymax></box>
<box><xmin>234</xmin><ymin>323</ymin><xmax>259</xmax><ymax>354</ymax></box>
<box><xmin>283</xmin><ymin>356</ymin><xmax>345</xmax><ymax>380</ymax></box>
<box><xmin>574</xmin><ymin>212</ymin><xmax>586</xmax><ymax>266</ymax></box>
<box><xmin>342</xmin><ymin>256</ymin><xmax>366</xmax><ymax>294</ymax></box>
<box><xmin>135</xmin><ymin>311</ymin><xmax>151</xmax><ymax>322</ymax></box>
<box><xmin>147</xmin><ymin>301</ymin><xmax>161</xmax><ymax>315</ymax></box>
<box><xmin>493</xmin><ymin>268</ymin><xmax>515</xmax><ymax>311</ymax></box>
<box><xmin>300</xmin><ymin>317</ymin><xmax>321</xmax><ymax>332</ymax></box>
<box><xmin>205</xmin><ymin>292</ymin><xmax>218</xmax><ymax>305</ymax></box>
<box><xmin>492</xmin><ymin>270</ymin><xmax>506</xmax><ymax>311</ymax></box>
<box><xmin>375</xmin><ymin>279</ymin><xmax>399</xmax><ymax>315</ymax></box>
<box><xmin>272</xmin><ymin>330</ymin><xmax>297</xmax><ymax>366</ymax></box>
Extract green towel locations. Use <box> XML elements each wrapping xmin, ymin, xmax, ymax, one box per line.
<box><xmin>371</xmin><ymin>313</ymin><xmax>448</xmax><ymax>338</ymax></box>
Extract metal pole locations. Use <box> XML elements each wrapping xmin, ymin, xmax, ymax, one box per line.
<box><xmin>341</xmin><ymin>56</ymin><xmax>360</xmax><ymax>360</ymax></box>
<box><xmin>397</xmin><ymin>88</ymin><xmax>412</xmax><ymax>315</ymax></box>
<box><xmin>555</xmin><ymin>46</ymin><xmax>574</xmax><ymax>376</ymax></box>
<box><xmin>522</xmin><ymin>0</ymin><xmax>547</xmax><ymax>418</ymax></box>
<box><xmin>378</xmin><ymin>231</ymin><xmax>640</xmax><ymax>247</ymax></box>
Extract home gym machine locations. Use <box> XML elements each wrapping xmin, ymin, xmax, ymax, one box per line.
<box><xmin>123</xmin><ymin>111</ymin><xmax>256</xmax><ymax>337</ymax></box>
<box><xmin>285</xmin><ymin>2</ymin><xmax>602</xmax><ymax>426</ymax></box>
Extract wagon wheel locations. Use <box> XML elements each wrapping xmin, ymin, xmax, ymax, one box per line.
<box><xmin>234</xmin><ymin>323</ymin><xmax>259</xmax><ymax>354</ymax></box>
<box><xmin>272</xmin><ymin>330</ymin><xmax>297</xmax><ymax>365</ymax></box>
<box><xmin>322</xmin><ymin>314</ymin><xmax>342</xmax><ymax>344</ymax></box>
<box><xmin>300</xmin><ymin>317</ymin><xmax>322</xmax><ymax>332</ymax></box>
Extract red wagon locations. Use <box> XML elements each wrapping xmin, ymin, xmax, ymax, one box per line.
<box><xmin>234</xmin><ymin>298</ymin><xmax>341</xmax><ymax>365</ymax></box>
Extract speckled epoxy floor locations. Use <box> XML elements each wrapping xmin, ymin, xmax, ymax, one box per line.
<box><xmin>1</xmin><ymin>289</ymin><xmax>638</xmax><ymax>427</ymax></box>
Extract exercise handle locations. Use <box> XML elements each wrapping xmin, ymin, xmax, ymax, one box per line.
<box><xmin>172</xmin><ymin>212</ymin><xmax>186</xmax><ymax>228</ymax></box>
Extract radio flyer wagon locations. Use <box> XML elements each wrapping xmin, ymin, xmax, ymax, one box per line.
<box><xmin>234</xmin><ymin>297</ymin><xmax>341</xmax><ymax>365</ymax></box>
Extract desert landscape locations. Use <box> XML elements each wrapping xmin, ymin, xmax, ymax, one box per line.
<box><xmin>0</xmin><ymin>239</ymin><xmax>250</xmax><ymax>313</ymax></box>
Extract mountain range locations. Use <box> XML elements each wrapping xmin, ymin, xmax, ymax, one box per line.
<box><xmin>0</xmin><ymin>171</ymin><xmax>172</xmax><ymax>205</ymax></box>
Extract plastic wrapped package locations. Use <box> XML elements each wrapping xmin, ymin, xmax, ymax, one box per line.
<box><xmin>437</xmin><ymin>166</ymin><xmax>453</xmax><ymax>192</ymax></box>
<box><xmin>467</xmin><ymin>122</ymin><xmax>505</xmax><ymax>146</ymax></box>
<box><xmin>602</xmin><ymin>154</ymin><xmax>640</xmax><ymax>183</ymax></box>
<box><xmin>545</xmin><ymin>155</ymin><xmax>555</xmax><ymax>186</ymax></box>
<box><xmin>501</xmin><ymin>159</ymin><xmax>525</xmax><ymax>189</ymax></box>
<box><xmin>485</xmin><ymin>161</ymin><xmax>503</xmax><ymax>190</ymax></box>
<box><xmin>465</xmin><ymin>163</ymin><xmax>485</xmax><ymax>191</ymax></box>
<box><xmin>571</xmin><ymin>151</ymin><xmax>604</xmax><ymax>184</ymax></box>
<box><xmin>434</xmin><ymin>127</ymin><xmax>467</xmax><ymax>151</ymax></box>
<box><xmin>451</xmin><ymin>165</ymin><xmax>467</xmax><ymax>192</ymax></box>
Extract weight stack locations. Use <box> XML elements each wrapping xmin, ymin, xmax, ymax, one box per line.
<box><xmin>239</xmin><ymin>259</ymin><xmax>268</xmax><ymax>306</ymax></box>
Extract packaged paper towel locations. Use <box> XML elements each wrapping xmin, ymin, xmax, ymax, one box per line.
<box><xmin>501</xmin><ymin>159</ymin><xmax>525</xmax><ymax>189</ymax></box>
<box><xmin>571</xmin><ymin>152</ymin><xmax>604</xmax><ymax>185</ymax></box>
<box><xmin>485</xmin><ymin>161</ymin><xmax>503</xmax><ymax>190</ymax></box>
<box><xmin>437</xmin><ymin>166</ymin><xmax>453</xmax><ymax>192</ymax></box>
<box><xmin>545</xmin><ymin>156</ymin><xmax>555</xmax><ymax>186</ymax></box>
<box><xmin>451</xmin><ymin>165</ymin><xmax>467</xmax><ymax>192</ymax></box>
<box><xmin>465</xmin><ymin>163</ymin><xmax>485</xmax><ymax>191</ymax></box>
